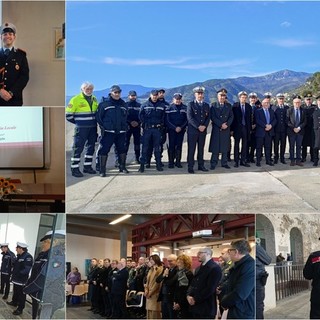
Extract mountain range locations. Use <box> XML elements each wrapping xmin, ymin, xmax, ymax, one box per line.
<box><xmin>66</xmin><ymin>70</ymin><xmax>312</xmax><ymax>105</ymax></box>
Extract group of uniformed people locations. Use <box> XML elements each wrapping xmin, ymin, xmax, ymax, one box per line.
<box><xmin>66</xmin><ymin>82</ymin><xmax>320</xmax><ymax>177</ymax></box>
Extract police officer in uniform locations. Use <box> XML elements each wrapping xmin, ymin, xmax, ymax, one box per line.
<box><xmin>0</xmin><ymin>23</ymin><xmax>29</xmax><ymax>106</ymax></box>
<box><xmin>312</xmin><ymin>94</ymin><xmax>320</xmax><ymax>166</ymax></box>
<box><xmin>247</xmin><ymin>92</ymin><xmax>260</xmax><ymax>163</ymax></box>
<box><xmin>187</xmin><ymin>86</ymin><xmax>210</xmax><ymax>174</ymax></box>
<box><xmin>0</xmin><ymin>243</ymin><xmax>16</xmax><ymax>300</ymax></box>
<box><xmin>66</xmin><ymin>82</ymin><xmax>98</xmax><ymax>177</ymax></box>
<box><xmin>139</xmin><ymin>90</ymin><xmax>166</xmax><ymax>172</ymax></box>
<box><xmin>303</xmin><ymin>238</ymin><xmax>320</xmax><ymax>319</ymax></box>
<box><xmin>301</xmin><ymin>92</ymin><xmax>316</xmax><ymax>162</ymax></box>
<box><xmin>273</xmin><ymin>93</ymin><xmax>289</xmax><ymax>164</ymax></box>
<box><xmin>24</xmin><ymin>230</ymin><xmax>65</xmax><ymax>319</ymax></box>
<box><xmin>125</xmin><ymin>90</ymin><xmax>141</xmax><ymax>164</ymax></box>
<box><xmin>96</xmin><ymin>85</ymin><xmax>128</xmax><ymax>177</ymax></box>
<box><xmin>166</xmin><ymin>93</ymin><xmax>188</xmax><ymax>168</ymax></box>
<box><xmin>7</xmin><ymin>242</ymin><xmax>33</xmax><ymax>316</ymax></box>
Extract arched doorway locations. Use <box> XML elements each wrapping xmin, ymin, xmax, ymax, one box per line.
<box><xmin>290</xmin><ymin>227</ymin><xmax>303</xmax><ymax>264</ymax></box>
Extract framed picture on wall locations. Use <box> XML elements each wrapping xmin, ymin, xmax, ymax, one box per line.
<box><xmin>53</xmin><ymin>27</ymin><xmax>65</xmax><ymax>60</ymax></box>
<box><xmin>85</xmin><ymin>258</ymin><xmax>91</xmax><ymax>277</ymax></box>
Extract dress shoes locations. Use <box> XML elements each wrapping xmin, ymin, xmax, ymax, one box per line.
<box><xmin>198</xmin><ymin>166</ymin><xmax>208</xmax><ymax>172</ymax></box>
<box><xmin>83</xmin><ymin>167</ymin><xmax>96</xmax><ymax>174</ymax></box>
<box><xmin>188</xmin><ymin>168</ymin><xmax>195</xmax><ymax>174</ymax></box>
<box><xmin>256</xmin><ymin>163</ymin><xmax>261</xmax><ymax>167</ymax></box>
<box><xmin>234</xmin><ymin>163</ymin><xmax>239</xmax><ymax>168</ymax></box>
<box><xmin>146</xmin><ymin>163</ymin><xmax>151</xmax><ymax>168</ymax></box>
<box><xmin>2</xmin><ymin>295</ymin><xmax>8</xmax><ymax>300</ymax></box>
<box><xmin>274</xmin><ymin>159</ymin><xmax>278</xmax><ymax>164</ymax></box>
<box><xmin>290</xmin><ymin>161</ymin><xmax>295</xmax><ymax>166</ymax></box>
<box><xmin>240</xmin><ymin>162</ymin><xmax>250</xmax><ymax>167</ymax></box>
<box><xmin>301</xmin><ymin>158</ymin><xmax>306</xmax><ymax>163</ymax></box>
<box><xmin>210</xmin><ymin>164</ymin><xmax>216</xmax><ymax>170</ymax></box>
<box><xmin>266</xmin><ymin>161</ymin><xmax>274</xmax><ymax>166</ymax></box>
<box><xmin>222</xmin><ymin>165</ymin><xmax>231</xmax><ymax>169</ymax></box>
<box><xmin>280</xmin><ymin>160</ymin><xmax>287</xmax><ymax>164</ymax></box>
<box><xmin>296</xmin><ymin>161</ymin><xmax>304</xmax><ymax>167</ymax></box>
<box><xmin>71</xmin><ymin>169</ymin><xmax>84</xmax><ymax>178</ymax></box>
<box><xmin>12</xmin><ymin>309</ymin><xmax>22</xmax><ymax>315</ymax></box>
<box><xmin>7</xmin><ymin>301</ymin><xmax>17</xmax><ymax>306</ymax></box>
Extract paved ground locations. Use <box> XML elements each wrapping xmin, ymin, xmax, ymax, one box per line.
<box><xmin>264</xmin><ymin>290</ymin><xmax>310</xmax><ymax>319</ymax></box>
<box><xmin>66</xmin><ymin>129</ymin><xmax>320</xmax><ymax>213</ymax></box>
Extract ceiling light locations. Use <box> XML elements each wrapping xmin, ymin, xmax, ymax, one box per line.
<box><xmin>109</xmin><ymin>214</ymin><xmax>132</xmax><ymax>225</ymax></box>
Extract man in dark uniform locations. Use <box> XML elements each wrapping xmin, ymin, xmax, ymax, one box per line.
<box><xmin>139</xmin><ymin>90</ymin><xmax>166</xmax><ymax>172</ymax></box>
<box><xmin>125</xmin><ymin>90</ymin><xmax>141</xmax><ymax>164</ymax></box>
<box><xmin>312</xmin><ymin>94</ymin><xmax>320</xmax><ymax>166</ymax></box>
<box><xmin>0</xmin><ymin>243</ymin><xmax>16</xmax><ymax>300</ymax></box>
<box><xmin>301</xmin><ymin>92</ymin><xmax>316</xmax><ymax>162</ymax></box>
<box><xmin>209</xmin><ymin>88</ymin><xmax>233</xmax><ymax>170</ymax></box>
<box><xmin>24</xmin><ymin>230</ymin><xmax>65</xmax><ymax>319</ymax></box>
<box><xmin>231</xmin><ymin>91</ymin><xmax>252</xmax><ymax>167</ymax></box>
<box><xmin>96</xmin><ymin>85</ymin><xmax>129</xmax><ymax>177</ymax></box>
<box><xmin>158</xmin><ymin>88</ymin><xmax>170</xmax><ymax>166</ymax></box>
<box><xmin>7</xmin><ymin>242</ymin><xmax>33</xmax><ymax>316</ymax></box>
<box><xmin>247</xmin><ymin>92</ymin><xmax>260</xmax><ymax>163</ymax></box>
<box><xmin>303</xmin><ymin>238</ymin><xmax>320</xmax><ymax>319</ymax></box>
<box><xmin>187</xmin><ymin>86</ymin><xmax>210</xmax><ymax>174</ymax></box>
<box><xmin>0</xmin><ymin>23</ymin><xmax>29</xmax><ymax>106</ymax></box>
<box><xmin>273</xmin><ymin>93</ymin><xmax>289</xmax><ymax>164</ymax></box>
<box><xmin>166</xmin><ymin>93</ymin><xmax>188</xmax><ymax>168</ymax></box>
<box><xmin>287</xmin><ymin>95</ymin><xmax>307</xmax><ymax>166</ymax></box>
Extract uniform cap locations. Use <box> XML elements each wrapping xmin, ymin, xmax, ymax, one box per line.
<box><xmin>128</xmin><ymin>90</ymin><xmax>137</xmax><ymax>96</ymax></box>
<box><xmin>292</xmin><ymin>94</ymin><xmax>302</xmax><ymax>100</ymax></box>
<box><xmin>173</xmin><ymin>93</ymin><xmax>182</xmax><ymax>99</ymax></box>
<box><xmin>193</xmin><ymin>86</ymin><xmax>205</xmax><ymax>93</ymax></box>
<box><xmin>0</xmin><ymin>243</ymin><xmax>9</xmax><ymax>247</ymax></box>
<box><xmin>304</xmin><ymin>92</ymin><xmax>313</xmax><ymax>99</ymax></box>
<box><xmin>248</xmin><ymin>92</ymin><xmax>258</xmax><ymax>98</ymax></box>
<box><xmin>264</xmin><ymin>92</ymin><xmax>273</xmax><ymax>98</ymax></box>
<box><xmin>158</xmin><ymin>88</ymin><xmax>165</xmax><ymax>93</ymax></box>
<box><xmin>40</xmin><ymin>230</ymin><xmax>66</xmax><ymax>242</ymax></box>
<box><xmin>315</xmin><ymin>94</ymin><xmax>320</xmax><ymax>100</ymax></box>
<box><xmin>217</xmin><ymin>88</ymin><xmax>227</xmax><ymax>95</ymax></box>
<box><xmin>238</xmin><ymin>91</ymin><xmax>248</xmax><ymax>97</ymax></box>
<box><xmin>276</xmin><ymin>93</ymin><xmax>285</xmax><ymax>98</ymax></box>
<box><xmin>1</xmin><ymin>22</ymin><xmax>16</xmax><ymax>34</ymax></box>
<box><xmin>150</xmin><ymin>89</ymin><xmax>159</xmax><ymax>96</ymax></box>
<box><xmin>16</xmin><ymin>242</ymin><xmax>28</xmax><ymax>249</ymax></box>
<box><xmin>110</xmin><ymin>85</ymin><xmax>121</xmax><ymax>93</ymax></box>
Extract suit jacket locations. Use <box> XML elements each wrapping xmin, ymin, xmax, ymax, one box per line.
<box><xmin>187</xmin><ymin>100</ymin><xmax>210</xmax><ymax>134</ymax></box>
<box><xmin>273</xmin><ymin>105</ymin><xmax>289</xmax><ymax>133</ymax></box>
<box><xmin>187</xmin><ymin>259</ymin><xmax>222</xmax><ymax>317</ymax></box>
<box><xmin>156</xmin><ymin>265</ymin><xmax>178</xmax><ymax>301</ymax></box>
<box><xmin>255</xmin><ymin>108</ymin><xmax>277</xmax><ymax>138</ymax></box>
<box><xmin>231</xmin><ymin>102</ymin><xmax>252</xmax><ymax>139</ymax></box>
<box><xmin>287</xmin><ymin>107</ymin><xmax>307</xmax><ymax>136</ymax></box>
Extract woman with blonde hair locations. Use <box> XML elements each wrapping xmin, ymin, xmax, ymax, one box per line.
<box><xmin>144</xmin><ymin>254</ymin><xmax>163</xmax><ymax>319</ymax></box>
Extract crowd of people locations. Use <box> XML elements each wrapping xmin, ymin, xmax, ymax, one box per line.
<box><xmin>66</xmin><ymin>82</ymin><xmax>320</xmax><ymax>177</ymax></box>
<box><xmin>77</xmin><ymin>239</ymin><xmax>255</xmax><ymax>319</ymax></box>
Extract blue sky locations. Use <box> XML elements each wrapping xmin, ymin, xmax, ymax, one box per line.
<box><xmin>66</xmin><ymin>1</ymin><xmax>320</xmax><ymax>95</ymax></box>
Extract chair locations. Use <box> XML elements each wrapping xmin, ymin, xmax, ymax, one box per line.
<box><xmin>126</xmin><ymin>291</ymin><xmax>144</xmax><ymax>308</ymax></box>
<box><xmin>71</xmin><ymin>284</ymin><xmax>85</xmax><ymax>304</ymax></box>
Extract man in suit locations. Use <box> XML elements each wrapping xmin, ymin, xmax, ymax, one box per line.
<box><xmin>231</xmin><ymin>91</ymin><xmax>252</xmax><ymax>167</ymax></box>
<box><xmin>209</xmin><ymin>88</ymin><xmax>234</xmax><ymax>170</ymax></box>
<box><xmin>287</xmin><ymin>95</ymin><xmax>307</xmax><ymax>166</ymax></box>
<box><xmin>186</xmin><ymin>248</ymin><xmax>222</xmax><ymax>319</ymax></box>
<box><xmin>247</xmin><ymin>92</ymin><xmax>260</xmax><ymax>163</ymax></box>
<box><xmin>255</xmin><ymin>98</ymin><xmax>277</xmax><ymax>166</ymax></box>
<box><xmin>273</xmin><ymin>93</ymin><xmax>289</xmax><ymax>164</ymax></box>
<box><xmin>187</xmin><ymin>86</ymin><xmax>210</xmax><ymax>174</ymax></box>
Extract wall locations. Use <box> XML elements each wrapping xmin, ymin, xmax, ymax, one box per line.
<box><xmin>0</xmin><ymin>107</ymin><xmax>65</xmax><ymax>183</ymax></box>
<box><xmin>67</xmin><ymin>233</ymin><xmax>132</xmax><ymax>277</ymax></box>
<box><xmin>2</xmin><ymin>1</ymin><xmax>65</xmax><ymax>106</ymax></box>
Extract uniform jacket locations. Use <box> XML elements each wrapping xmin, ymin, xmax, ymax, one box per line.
<box><xmin>111</xmin><ymin>267</ymin><xmax>129</xmax><ymax>296</ymax></box>
<box><xmin>209</xmin><ymin>102</ymin><xmax>233</xmax><ymax>153</ymax></box>
<box><xmin>313</xmin><ymin>107</ymin><xmax>320</xmax><ymax>149</ymax></box>
<box><xmin>23</xmin><ymin>250</ymin><xmax>49</xmax><ymax>301</ymax></box>
<box><xmin>255</xmin><ymin>107</ymin><xmax>277</xmax><ymax>138</ymax></box>
<box><xmin>302</xmin><ymin>104</ymin><xmax>316</xmax><ymax>146</ymax></box>
<box><xmin>66</xmin><ymin>93</ymin><xmax>98</xmax><ymax>127</ymax></box>
<box><xmin>126</xmin><ymin>100</ymin><xmax>141</xmax><ymax>125</ymax></box>
<box><xmin>96</xmin><ymin>95</ymin><xmax>128</xmax><ymax>134</ymax></box>
<box><xmin>221</xmin><ymin>254</ymin><xmax>255</xmax><ymax>319</ymax></box>
<box><xmin>303</xmin><ymin>250</ymin><xmax>320</xmax><ymax>304</ymax></box>
<box><xmin>11</xmin><ymin>250</ymin><xmax>33</xmax><ymax>286</ymax></box>
<box><xmin>145</xmin><ymin>265</ymin><xmax>163</xmax><ymax>311</ymax></box>
<box><xmin>0</xmin><ymin>47</ymin><xmax>29</xmax><ymax>106</ymax></box>
<box><xmin>231</xmin><ymin>102</ymin><xmax>252</xmax><ymax>139</ymax></box>
<box><xmin>256</xmin><ymin>245</ymin><xmax>272</xmax><ymax>279</ymax></box>
<box><xmin>1</xmin><ymin>249</ymin><xmax>16</xmax><ymax>275</ymax></box>
<box><xmin>287</xmin><ymin>107</ymin><xmax>307</xmax><ymax>136</ymax></box>
<box><xmin>139</xmin><ymin>99</ymin><xmax>166</xmax><ymax>129</ymax></box>
<box><xmin>187</xmin><ymin>259</ymin><xmax>222</xmax><ymax>317</ymax></box>
<box><xmin>187</xmin><ymin>100</ymin><xmax>210</xmax><ymax>134</ymax></box>
<box><xmin>156</xmin><ymin>265</ymin><xmax>178</xmax><ymax>301</ymax></box>
<box><xmin>273</xmin><ymin>105</ymin><xmax>289</xmax><ymax>133</ymax></box>
<box><xmin>166</xmin><ymin>103</ymin><xmax>188</xmax><ymax>131</ymax></box>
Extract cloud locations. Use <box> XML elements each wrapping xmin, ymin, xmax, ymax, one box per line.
<box><xmin>280</xmin><ymin>21</ymin><xmax>291</xmax><ymax>28</ymax></box>
<box><xmin>261</xmin><ymin>38</ymin><xmax>316</xmax><ymax>48</ymax></box>
<box><xmin>172</xmin><ymin>59</ymin><xmax>253</xmax><ymax>70</ymax></box>
<box><xmin>102</xmin><ymin>57</ymin><xmax>190</xmax><ymax>66</ymax></box>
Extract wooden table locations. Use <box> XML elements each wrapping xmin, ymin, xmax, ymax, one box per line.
<box><xmin>0</xmin><ymin>183</ymin><xmax>65</xmax><ymax>213</ymax></box>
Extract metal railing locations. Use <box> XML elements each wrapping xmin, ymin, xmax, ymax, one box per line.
<box><xmin>274</xmin><ymin>263</ymin><xmax>310</xmax><ymax>301</ymax></box>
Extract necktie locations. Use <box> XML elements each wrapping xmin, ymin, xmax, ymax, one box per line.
<box><xmin>4</xmin><ymin>48</ymin><xmax>10</xmax><ymax>56</ymax></box>
<box><xmin>241</xmin><ymin>105</ymin><xmax>246</xmax><ymax>125</ymax></box>
<box><xmin>295</xmin><ymin>109</ymin><xmax>300</xmax><ymax>127</ymax></box>
<box><xmin>265</xmin><ymin>109</ymin><xmax>270</xmax><ymax>124</ymax></box>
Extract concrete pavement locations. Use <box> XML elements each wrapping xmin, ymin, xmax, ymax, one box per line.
<box><xmin>66</xmin><ymin>129</ymin><xmax>320</xmax><ymax>213</ymax></box>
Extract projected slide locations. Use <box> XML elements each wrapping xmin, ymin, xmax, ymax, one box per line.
<box><xmin>0</xmin><ymin>107</ymin><xmax>44</xmax><ymax>168</ymax></box>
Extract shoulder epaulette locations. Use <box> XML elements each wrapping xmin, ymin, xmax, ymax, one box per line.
<box><xmin>16</xmin><ymin>48</ymin><xmax>27</xmax><ymax>54</ymax></box>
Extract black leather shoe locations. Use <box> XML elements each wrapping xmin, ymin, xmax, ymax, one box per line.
<box><xmin>146</xmin><ymin>163</ymin><xmax>151</xmax><ymax>168</ymax></box>
<box><xmin>156</xmin><ymin>165</ymin><xmax>164</xmax><ymax>171</ymax></box>
<box><xmin>290</xmin><ymin>161</ymin><xmax>295</xmax><ymax>166</ymax></box>
<box><xmin>266</xmin><ymin>162</ymin><xmax>274</xmax><ymax>166</ymax></box>
<box><xmin>138</xmin><ymin>164</ymin><xmax>145</xmax><ymax>173</ymax></box>
<box><xmin>240</xmin><ymin>162</ymin><xmax>250</xmax><ymax>167</ymax></box>
<box><xmin>188</xmin><ymin>168</ymin><xmax>195</xmax><ymax>174</ymax></box>
<box><xmin>7</xmin><ymin>301</ymin><xmax>17</xmax><ymax>306</ymax></box>
<box><xmin>274</xmin><ymin>159</ymin><xmax>278</xmax><ymax>164</ymax></box>
<box><xmin>280</xmin><ymin>160</ymin><xmax>287</xmax><ymax>164</ymax></box>
<box><xmin>256</xmin><ymin>163</ymin><xmax>261</xmax><ymax>167</ymax></box>
<box><xmin>198</xmin><ymin>166</ymin><xmax>208</xmax><ymax>172</ymax></box>
<box><xmin>301</xmin><ymin>158</ymin><xmax>306</xmax><ymax>162</ymax></box>
<box><xmin>222</xmin><ymin>165</ymin><xmax>231</xmax><ymax>169</ymax></box>
<box><xmin>83</xmin><ymin>167</ymin><xmax>96</xmax><ymax>174</ymax></box>
<box><xmin>71</xmin><ymin>169</ymin><xmax>84</xmax><ymax>178</ymax></box>
<box><xmin>12</xmin><ymin>309</ymin><xmax>22</xmax><ymax>315</ymax></box>
<box><xmin>313</xmin><ymin>161</ymin><xmax>319</xmax><ymax>167</ymax></box>
<box><xmin>234</xmin><ymin>163</ymin><xmax>239</xmax><ymax>168</ymax></box>
<box><xmin>2</xmin><ymin>295</ymin><xmax>8</xmax><ymax>300</ymax></box>
<box><xmin>210</xmin><ymin>164</ymin><xmax>216</xmax><ymax>170</ymax></box>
